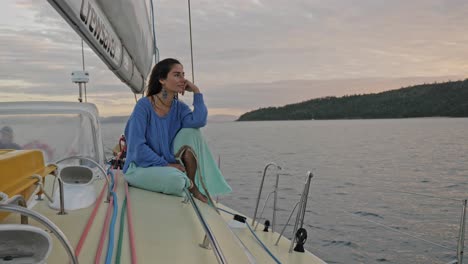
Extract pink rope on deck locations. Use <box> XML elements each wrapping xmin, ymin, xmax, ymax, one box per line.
<box><xmin>125</xmin><ymin>181</ymin><xmax>138</xmax><ymax>264</ymax></box>
<box><xmin>75</xmin><ymin>181</ymin><xmax>108</xmax><ymax>257</ymax></box>
<box><xmin>94</xmin><ymin>172</ymin><xmax>118</xmax><ymax>264</ymax></box>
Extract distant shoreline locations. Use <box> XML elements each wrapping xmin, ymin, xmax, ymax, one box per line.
<box><xmin>237</xmin><ymin>79</ymin><xmax>468</xmax><ymax>121</ymax></box>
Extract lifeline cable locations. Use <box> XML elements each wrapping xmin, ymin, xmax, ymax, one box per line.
<box><xmin>217</xmin><ymin>207</ymin><xmax>282</xmax><ymax>264</ymax></box>
<box><xmin>187</xmin><ymin>0</ymin><xmax>195</xmax><ymax>83</ymax></box>
<box><xmin>149</xmin><ymin>0</ymin><xmax>159</xmax><ymax>63</ymax></box>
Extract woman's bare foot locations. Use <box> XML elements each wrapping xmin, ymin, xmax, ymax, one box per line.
<box><xmin>191</xmin><ymin>188</ymin><xmax>208</xmax><ymax>203</ymax></box>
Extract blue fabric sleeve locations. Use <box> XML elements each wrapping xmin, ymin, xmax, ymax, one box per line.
<box><xmin>181</xmin><ymin>93</ymin><xmax>208</xmax><ymax>128</ymax></box>
<box><xmin>126</xmin><ymin>102</ymin><xmax>169</xmax><ymax>167</ymax></box>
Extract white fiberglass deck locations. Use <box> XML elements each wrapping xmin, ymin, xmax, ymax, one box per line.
<box><xmin>3</xmin><ymin>171</ymin><xmax>325</xmax><ymax>263</ymax></box>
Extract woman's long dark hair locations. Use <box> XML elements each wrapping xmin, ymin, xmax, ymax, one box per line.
<box><xmin>146</xmin><ymin>58</ymin><xmax>181</xmax><ymax>97</ymax></box>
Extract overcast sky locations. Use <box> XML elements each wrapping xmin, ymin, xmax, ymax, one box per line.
<box><xmin>1</xmin><ymin>0</ymin><xmax>468</xmax><ymax>116</ymax></box>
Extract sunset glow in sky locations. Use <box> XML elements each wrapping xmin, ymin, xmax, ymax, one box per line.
<box><xmin>1</xmin><ymin>0</ymin><xmax>468</xmax><ymax>116</ymax></box>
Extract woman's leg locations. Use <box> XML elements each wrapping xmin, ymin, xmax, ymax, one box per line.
<box><xmin>173</xmin><ymin>128</ymin><xmax>232</xmax><ymax>197</ymax></box>
<box><xmin>180</xmin><ymin>147</ymin><xmax>208</xmax><ymax>203</ymax></box>
<box><xmin>124</xmin><ymin>163</ymin><xmax>190</xmax><ymax>197</ymax></box>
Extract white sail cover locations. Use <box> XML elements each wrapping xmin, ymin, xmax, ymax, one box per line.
<box><xmin>47</xmin><ymin>0</ymin><xmax>154</xmax><ymax>94</ymax></box>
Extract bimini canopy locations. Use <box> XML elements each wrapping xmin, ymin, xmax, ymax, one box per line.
<box><xmin>0</xmin><ymin>101</ymin><xmax>106</xmax><ymax>166</ymax></box>
<box><xmin>47</xmin><ymin>0</ymin><xmax>154</xmax><ymax>94</ymax></box>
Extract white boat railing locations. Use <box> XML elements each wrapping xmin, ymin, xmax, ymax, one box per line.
<box><xmin>54</xmin><ymin>155</ymin><xmax>111</xmax><ymax>203</ymax></box>
<box><xmin>0</xmin><ymin>202</ymin><xmax>78</xmax><ymax>264</ymax></box>
<box><xmin>298</xmin><ymin>180</ymin><xmax>468</xmax><ymax>264</ymax></box>
<box><xmin>251</xmin><ymin>163</ymin><xmax>316</xmax><ymax>253</ymax></box>
<box><xmin>271</xmin><ymin>171</ymin><xmax>314</xmax><ymax>253</ymax></box>
<box><xmin>244</xmin><ymin>161</ymin><xmax>467</xmax><ymax>263</ymax></box>
<box><xmin>0</xmin><ymin>193</ymin><xmax>28</xmax><ymax>224</ymax></box>
<box><xmin>252</xmin><ymin>162</ymin><xmax>282</xmax><ymax>233</ymax></box>
<box><xmin>289</xmin><ymin>171</ymin><xmax>313</xmax><ymax>253</ymax></box>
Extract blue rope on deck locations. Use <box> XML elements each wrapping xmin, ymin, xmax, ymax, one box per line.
<box><xmin>105</xmin><ymin>169</ymin><xmax>119</xmax><ymax>264</ymax></box>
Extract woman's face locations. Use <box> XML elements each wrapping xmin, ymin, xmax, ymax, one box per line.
<box><xmin>160</xmin><ymin>64</ymin><xmax>185</xmax><ymax>94</ymax></box>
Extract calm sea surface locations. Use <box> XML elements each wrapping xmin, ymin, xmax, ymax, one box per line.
<box><xmin>102</xmin><ymin>118</ymin><xmax>468</xmax><ymax>264</ymax></box>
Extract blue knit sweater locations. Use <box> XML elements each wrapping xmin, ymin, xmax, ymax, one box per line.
<box><xmin>123</xmin><ymin>93</ymin><xmax>207</xmax><ymax>173</ymax></box>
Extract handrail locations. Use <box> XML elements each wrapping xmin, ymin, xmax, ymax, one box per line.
<box><xmin>254</xmin><ymin>191</ymin><xmax>273</xmax><ymax>231</ymax></box>
<box><xmin>0</xmin><ymin>194</ymin><xmax>28</xmax><ymax>224</ymax></box>
<box><xmin>297</xmin><ymin>180</ymin><xmax>466</xmax><ymax>262</ymax></box>
<box><xmin>30</xmin><ymin>175</ymin><xmax>53</xmax><ymax>203</ymax></box>
<box><xmin>289</xmin><ymin>171</ymin><xmax>313</xmax><ymax>253</ymax></box>
<box><xmin>54</xmin><ymin>155</ymin><xmax>111</xmax><ymax>202</ymax></box>
<box><xmin>0</xmin><ymin>203</ymin><xmax>78</xmax><ymax>264</ymax></box>
<box><xmin>1</xmin><ymin>170</ymin><xmax>65</xmax><ymax>220</ymax></box>
<box><xmin>30</xmin><ymin>174</ymin><xmax>66</xmax><ymax>215</ymax></box>
<box><xmin>275</xmin><ymin>201</ymin><xmax>301</xmax><ymax>245</ymax></box>
<box><xmin>251</xmin><ymin>162</ymin><xmax>282</xmax><ymax>233</ymax></box>
<box><xmin>183</xmin><ymin>188</ymin><xmax>227</xmax><ymax>264</ymax></box>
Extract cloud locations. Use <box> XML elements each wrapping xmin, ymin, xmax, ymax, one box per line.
<box><xmin>2</xmin><ymin>0</ymin><xmax>468</xmax><ymax>116</ymax></box>
<box><xmin>203</xmin><ymin>75</ymin><xmax>466</xmax><ymax>113</ymax></box>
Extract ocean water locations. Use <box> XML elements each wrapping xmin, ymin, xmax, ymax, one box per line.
<box><xmin>102</xmin><ymin>118</ymin><xmax>468</xmax><ymax>264</ymax></box>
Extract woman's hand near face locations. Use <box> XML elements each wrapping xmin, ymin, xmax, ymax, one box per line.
<box><xmin>167</xmin><ymin>163</ymin><xmax>185</xmax><ymax>172</ymax></box>
<box><xmin>182</xmin><ymin>79</ymin><xmax>200</xmax><ymax>95</ymax></box>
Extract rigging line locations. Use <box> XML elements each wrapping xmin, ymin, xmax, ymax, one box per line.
<box><xmin>341</xmin><ymin>209</ymin><xmax>455</xmax><ymax>251</ymax></box>
<box><xmin>309</xmin><ymin>181</ymin><xmax>462</xmax><ymax>203</ymax></box>
<box><xmin>306</xmin><ymin>211</ymin><xmax>458</xmax><ymax>251</ymax></box>
<box><xmin>308</xmin><ymin>194</ymin><xmax>461</xmax><ymax>223</ymax></box>
<box><xmin>149</xmin><ymin>0</ymin><xmax>159</xmax><ymax>63</ymax></box>
<box><xmin>306</xmin><ymin>192</ymin><xmax>462</xmax><ymax>233</ymax></box>
<box><xmin>352</xmin><ymin>183</ymin><xmax>462</xmax><ymax>203</ymax></box>
<box><xmin>188</xmin><ymin>0</ymin><xmax>195</xmax><ymax>83</ymax></box>
<box><xmin>81</xmin><ymin>40</ymin><xmax>87</xmax><ymax>102</ymax></box>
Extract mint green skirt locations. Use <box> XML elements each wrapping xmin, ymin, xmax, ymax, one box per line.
<box><xmin>124</xmin><ymin>128</ymin><xmax>232</xmax><ymax>197</ymax></box>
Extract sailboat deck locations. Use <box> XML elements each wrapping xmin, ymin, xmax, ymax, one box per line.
<box><xmin>3</xmin><ymin>171</ymin><xmax>324</xmax><ymax>263</ymax></box>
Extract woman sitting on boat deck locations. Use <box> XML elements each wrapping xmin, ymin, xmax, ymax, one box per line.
<box><xmin>122</xmin><ymin>58</ymin><xmax>231</xmax><ymax>202</ymax></box>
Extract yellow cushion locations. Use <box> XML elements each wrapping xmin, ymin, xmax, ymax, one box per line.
<box><xmin>0</xmin><ymin>150</ymin><xmax>56</xmax><ymax>221</ymax></box>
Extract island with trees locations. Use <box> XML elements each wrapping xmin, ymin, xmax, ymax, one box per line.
<box><xmin>237</xmin><ymin>79</ymin><xmax>468</xmax><ymax>121</ymax></box>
